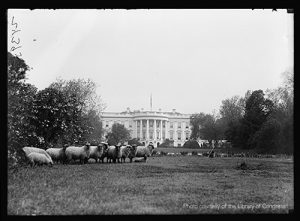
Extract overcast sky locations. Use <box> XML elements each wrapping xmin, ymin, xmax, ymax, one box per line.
<box><xmin>7</xmin><ymin>9</ymin><xmax>293</xmax><ymax>114</ymax></box>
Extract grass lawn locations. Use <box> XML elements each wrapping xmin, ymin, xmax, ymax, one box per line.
<box><xmin>8</xmin><ymin>156</ymin><xmax>293</xmax><ymax>214</ymax></box>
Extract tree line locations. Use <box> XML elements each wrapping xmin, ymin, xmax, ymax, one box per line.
<box><xmin>8</xmin><ymin>52</ymin><xmax>104</xmax><ymax>166</ymax></box>
<box><xmin>190</xmin><ymin>71</ymin><xmax>293</xmax><ymax>154</ymax></box>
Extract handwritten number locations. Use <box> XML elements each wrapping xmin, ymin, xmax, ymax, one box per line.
<box><xmin>11</xmin><ymin>36</ymin><xmax>20</xmax><ymax>44</ymax></box>
<box><xmin>10</xmin><ymin>16</ymin><xmax>22</xmax><ymax>55</ymax></box>
<box><xmin>12</xmin><ymin>29</ymin><xmax>21</xmax><ymax>35</ymax></box>
<box><xmin>11</xmin><ymin>46</ymin><xmax>22</xmax><ymax>52</ymax></box>
<box><xmin>11</xmin><ymin>16</ymin><xmax>18</xmax><ymax>29</ymax></box>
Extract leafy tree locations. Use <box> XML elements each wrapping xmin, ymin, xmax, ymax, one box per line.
<box><xmin>233</xmin><ymin>90</ymin><xmax>274</xmax><ymax>150</ymax></box>
<box><xmin>7</xmin><ymin>52</ymin><xmax>38</xmax><ymax>165</ymax></box>
<box><xmin>47</xmin><ymin>78</ymin><xmax>104</xmax><ymax>145</ymax></box>
<box><xmin>107</xmin><ymin>123</ymin><xmax>130</xmax><ymax>145</ymax></box>
<box><xmin>190</xmin><ymin>113</ymin><xmax>206</xmax><ymax>139</ymax></box>
<box><xmin>80</xmin><ymin>109</ymin><xmax>103</xmax><ymax>145</ymax></box>
<box><xmin>220</xmin><ymin>95</ymin><xmax>244</xmax><ymax>122</ymax></box>
<box><xmin>190</xmin><ymin>112</ymin><xmax>225</xmax><ymax>146</ymax></box>
<box><xmin>249</xmin><ymin>118</ymin><xmax>281</xmax><ymax>153</ymax></box>
<box><xmin>31</xmin><ymin>87</ymin><xmax>72</xmax><ymax>146</ymax></box>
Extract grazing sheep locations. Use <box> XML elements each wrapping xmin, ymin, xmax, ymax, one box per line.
<box><xmin>134</xmin><ymin>156</ymin><xmax>147</xmax><ymax>163</ymax></box>
<box><xmin>65</xmin><ymin>144</ymin><xmax>91</xmax><ymax>164</ymax></box>
<box><xmin>46</xmin><ymin>146</ymin><xmax>67</xmax><ymax>164</ymax></box>
<box><xmin>128</xmin><ymin>144</ymin><xmax>154</xmax><ymax>162</ymax></box>
<box><xmin>119</xmin><ymin>145</ymin><xmax>132</xmax><ymax>163</ymax></box>
<box><xmin>106</xmin><ymin>145</ymin><xmax>121</xmax><ymax>163</ymax></box>
<box><xmin>98</xmin><ymin>142</ymin><xmax>109</xmax><ymax>163</ymax></box>
<box><xmin>89</xmin><ymin>145</ymin><xmax>105</xmax><ymax>163</ymax></box>
<box><xmin>23</xmin><ymin>147</ymin><xmax>53</xmax><ymax>164</ymax></box>
<box><xmin>27</xmin><ymin>152</ymin><xmax>53</xmax><ymax>167</ymax></box>
<box><xmin>128</xmin><ymin>145</ymin><xmax>137</xmax><ymax>163</ymax></box>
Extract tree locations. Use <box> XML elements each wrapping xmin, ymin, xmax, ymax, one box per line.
<box><xmin>233</xmin><ymin>90</ymin><xmax>274</xmax><ymax>149</ymax></box>
<box><xmin>48</xmin><ymin>78</ymin><xmax>105</xmax><ymax>145</ymax></box>
<box><xmin>249</xmin><ymin>118</ymin><xmax>281</xmax><ymax>153</ymax></box>
<box><xmin>190</xmin><ymin>113</ymin><xmax>206</xmax><ymax>139</ymax></box>
<box><xmin>31</xmin><ymin>87</ymin><xmax>74</xmax><ymax>146</ymax></box>
<box><xmin>190</xmin><ymin>112</ymin><xmax>225</xmax><ymax>146</ymax></box>
<box><xmin>7</xmin><ymin>52</ymin><xmax>38</xmax><ymax>165</ymax></box>
<box><xmin>80</xmin><ymin>110</ymin><xmax>103</xmax><ymax>145</ymax></box>
<box><xmin>107</xmin><ymin>123</ymin><xmax>131</xmax><ymax>145</ymax></box>
<box><xmin>220</xmin><ymin>95</ymin><xmax>244</xmax><ymax>124</ymax></box>
<box><xmin>265</xmin><ymin>71</ymin><xmax>294</xmax><ymax>154</ymax></box>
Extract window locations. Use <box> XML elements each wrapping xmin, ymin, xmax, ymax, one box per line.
<box><xmin>170</xmin><ymin>122</ymin><xmax>173</xmax><ymax>128</ymax></box>
<box><xmin>178</xmin><ymin>123</ymin><xmax>181</xmax><ymax>129</ymax></box>
<box><xmin>186</xmin><ymin>122</ymin><xmax>189</xmax><ymax>129</ymax></box>
<box><xmin>170</xmin><ymin>131</ymin><xmax>173</xmax><ymax>140</ymax></box>
<box><xmin>177</xmin><ymin>132</ymin><xmax>181</xmax><ymax>140</ymax></box>
<box><xmin>150</xmin><ymin>132</ymin><xmax>153</xmax><ymax>139</ymax></box>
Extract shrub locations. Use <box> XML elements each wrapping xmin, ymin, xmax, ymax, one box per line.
<box><xmin>183</xmin><ymin>140</ymin><xmax>200</xmax><ymax>149</ymax></box>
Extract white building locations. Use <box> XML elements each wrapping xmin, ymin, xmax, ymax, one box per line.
<box><xmin>101</xmin><ymin>108</ymin><xmax>192</xmax><ymax>148</ymax></box>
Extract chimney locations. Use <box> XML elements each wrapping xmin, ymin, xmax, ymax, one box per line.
<box><xmin>158</xmin><ymin>108</ymin><xmax>162</xmax><ymax>112</ymax></box>
<box><xmin>172</xmin><ymin>109</ymin><xmax>176</xmax><ymax>113</ymax></box>
<box><xmin>141</xmin><ymin>108</ymin><xmax>144</xmax><ymax>112</ymax></box>
<box><xmin>126</xmin><ymin>107</ymin><xmax>130</xmax><ymax>113</ymax></box>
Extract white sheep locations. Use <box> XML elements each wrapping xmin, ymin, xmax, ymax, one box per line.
<box><xmin>88</xmin><ymin>145</ymin><xmax>105</xmax><ymax>163</ymax></box>
<box><xmin>106</xmin><ymin>145</ymin><xmax>121</xmax><ymax>163</ymax></box>
<box><xmin>27</xmin><ymin>152</ymin><xmax>53</xmax><ymax>167</ymax></box>
<box><xmin>65</xmin><ymin>144</ymin><xmax>91</xmax><ymax>164</ymax></box>
<box><xmin>128</xmin><ymin>144</ymin><xmax>154</xmax><ymax>162</ymax></box>
<box><xmin>119</xmin><ymin>145</ymin><xmax>132</xmax><ymax>163</ymax></box>
<box><xmin>46</xmin><ymin>146</ymin><xmax>67</xmax><ymax>164</ymax></box>
<box><xmin>22</xmin><ymin>146</ymin><xmax>53</xmax><ymax>164</ymax></box>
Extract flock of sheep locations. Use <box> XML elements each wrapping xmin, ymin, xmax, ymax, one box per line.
<box><xmin>22</xmin><ymin>142</ymin><xmax>154</xmax><ymax>166</ymax></box>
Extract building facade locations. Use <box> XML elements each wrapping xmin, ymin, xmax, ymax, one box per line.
<box><xmin>101</xmin><ymin>108</ymin><xmax>192</xmax><ymax>148</ymax></box>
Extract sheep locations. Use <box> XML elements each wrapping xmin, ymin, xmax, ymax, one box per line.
<box><xmin>128</xmin><ymin>144</ymin><xmax>154</xmax><ymax>162</ymax></box>
<box><xmin>27</xmin><ymin>152</ymin><xmax>53</xmax><ymax>167</ymax></box>
<box><xmin>119</xmin><ymin>145</ymin><xmax>132</xmax><ymax>163</ymax></box>
<box><xmin>65</xmin><ymin>144</ymin><xmax>91</xmax><ymax>164</ymax></box>
<box><xmin>106</xmin><ymin>145</ymin><xmax>121</xmax><ymax>163</ymax></box>
<box><xmin>46</xmin><ymin>146</ymin><xmax>67</xmax><ymax>164</ymax></box>
<box><xmin>22</xmin><ymin>146</ymin><xmax>53</xmax><ymax>164</ymax></box>
<box><xmin>98</xmin><ymin>142</ymin><xmax>109</xmax><ymax>163</ymax></box>
<box><xmin>134</xmin><ymin>156</ymin><xmax>147</xmax><ymax>163</ymax></box>
<box><xmin>88</xmin><ymin>144</ymin><xmax>105</xmax><ymax>163</ymax></box>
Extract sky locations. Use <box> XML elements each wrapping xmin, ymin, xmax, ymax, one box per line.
<box><xmin>7</xmin><ymin>9</ymin><xmax>293</xmax><ymax>114</ymax></box>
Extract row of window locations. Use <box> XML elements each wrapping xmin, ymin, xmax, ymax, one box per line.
<box><xmin>104</xmin><ymin>121</ymin><xmax>190</xmax><ymax>129</ymax></box>
<box><xmin>137</xmin><ymin>132</ymin><xmax>189</xmax><ymax>140</ymax></box>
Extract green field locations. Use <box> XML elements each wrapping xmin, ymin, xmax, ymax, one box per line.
<box><xmin>8</xmin><ymin>156</ymin><xmax>293</xmax><ymax>214</ymax></box>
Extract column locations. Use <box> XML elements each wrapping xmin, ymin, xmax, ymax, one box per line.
<box><xmin>140</xmin><ymin>120</ymin><xmax>142</xmax><ymax>140</ymax></box>
<box><xmin>146</xmin><ymin>119</ymin><xmax>149</xmax><ymax>140</ymax></box>
<box><xmin>154</xmin><ymin>119</ymin><xmax>157</xmax><ymax>140</ymax></box>
<box><xmin>165</xmin><ymin>121</ymin><xmax>169</xmax><ymax>139</ymax></box>
<box><xmin>160</xmin><ymin>120</ymin><xmax>163</xmax><ymax>141</ymax></box>
<box><xmin>135</xmin><ymin>120</ymin><xmax>138</xmax><ymax>138</ymax></box>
